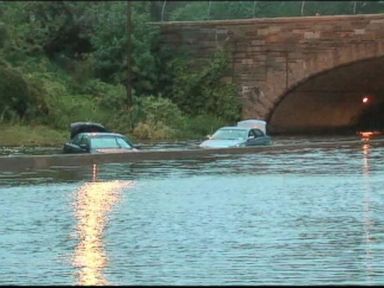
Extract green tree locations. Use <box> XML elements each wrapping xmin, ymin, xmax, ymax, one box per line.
<box><xmin>163</xmin><ymin>50</ymin><xmax>241</xmax><ymax>122</ymax></box>
<box><xmin>0</xmin><ymin>67</ymin><xmax>31</xmax><ymax>121</ymax></box>
<box><xmin>168</xmin><ymin>1</ymin><xmax>384</xmax><ymax>20</ymax></box>
<box><xmin>89</xmin><ymin>1</ymin><xmax>160</xmax><ymax>97</ymax></box>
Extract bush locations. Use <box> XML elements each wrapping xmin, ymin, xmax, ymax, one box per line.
<box><xmin>164</xmin><ymin>50</ymin><xmax>241</xmax><ymax>123</ymax></box>
<box><xmin>133</xmin><ymin>120</ymin><xmax>176</xmax><ymax>140</ymax></box>
<box><xmin>177</xmin><ymin>114</ymin><xmax>229</xmax><ymax>139</ymax></box>
<box><xmin>79</xmin><ymin>78</ymin><xmax>127</xmax><ymax>110</ymax></box>
<box><xmin>130</xmin><ymin>95</ymin><xmax>185</xmax><ymax>139</ymax></box>
<box><xmin>136</xmin><ymin>95</ymin><xmax>184</xmax><ymax>126</ymax></box>
<box><xmin>0</xmin><ymin>22</ymin><xmax>7</xmax><ymax>49</ymax></box>
<box><xmin>23</xmin><ymin>71</ymin><xmax>113</xmax><ymax>130</ymax></box>
<box><xmin>0</xmin><ymin>66</ymin><xmax>31</xmax><ymax>122</ymax></box>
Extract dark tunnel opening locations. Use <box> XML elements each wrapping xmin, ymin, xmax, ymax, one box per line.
<box><xmin>356</xmin><ymin>98</ymin><xmax>384</xmax><ymax>131</ymax></box>
<box><xmin>268</xmin><ymin>56</ymin><xmax>384</xmax><ymax>135</ymax></box>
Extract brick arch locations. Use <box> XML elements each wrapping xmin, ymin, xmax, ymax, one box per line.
<box><xmin>157</xmin><ymin>13</ymin><xmax>384</xmax><ymax>133</ymax></box>
<box><xmin>265</xmin><ymin>43</ymin><xmax>384</xmax><ymax>117</ymax></box>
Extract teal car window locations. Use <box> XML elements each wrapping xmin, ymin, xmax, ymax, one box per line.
<box><xmin>90</xmin><ymin>137</ymin><xmax>120</xmax><ymax>149</ymax></box>
<box><xmin>79</xmin><ymin>135</ymin><xmax>88</xmax><ymax>146</ymax></box>
<box><xmin>72</xmin><ymin>134</ymin><xmax>82</xmax><ymax>145</ymax></box>
<box><xmin>116</xmin><ymin>137</ymin><xmax>132</xmax><ymax>148</ymax></box>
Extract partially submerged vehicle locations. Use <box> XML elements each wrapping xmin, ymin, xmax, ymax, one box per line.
<box><xmin>63</xmin><ymin>122</ymin><xmax>138</xmax><ymax>154</ymax></box>
<box><xmin>199</xmin><ymin>119</ymin><xmax>272</xmax><ymax>149</ymax></box>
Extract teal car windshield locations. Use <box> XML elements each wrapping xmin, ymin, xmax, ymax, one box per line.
<box><xmin>211</xmin><ymin>129</ymin><xmax>248</xmax><ymax>140</ymax></box>
<box><xmin>90</xmin><ymin>136</ymin><xmax>132</xmax><ymax>149</ymax></box>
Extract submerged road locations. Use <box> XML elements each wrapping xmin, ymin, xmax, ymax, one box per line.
<box><xmin>0</xmin><ymin>138</ymin><xmax>383</xmax><ymax>172</ymax></box>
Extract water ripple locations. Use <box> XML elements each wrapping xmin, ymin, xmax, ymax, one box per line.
<box><xmin>0</xmin><ymin>137</ymin><xmax>384</xmax><ymax>285</ymax></box>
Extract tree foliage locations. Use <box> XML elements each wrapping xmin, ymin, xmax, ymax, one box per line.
<box><xmin>168</xmin><ymin>1</ymin><xmax>384</xmax><ymax>20</ymax></box>
<box><xmin>1</xmin><ymin>1</ymin><xmax>384</xmax><ymax>139</ymax></box>
<box><xmin>0</xmin><ymin>66</ymin><xmax>30</xmax><ymax>121</ymax></box>
<box><xmin>163</xmin><ymin>50</ymin><xmax>240</xmax><ymax>122</ymax></box>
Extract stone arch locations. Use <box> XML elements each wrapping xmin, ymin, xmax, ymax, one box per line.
<box><xmin>157</xmin><ymin>14</ymin><xmax>384</xmax><ymax>134</ymax></box>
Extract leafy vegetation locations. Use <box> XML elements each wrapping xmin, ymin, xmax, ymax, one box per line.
<box><xmin>0</xmin><ymin>1</ymin><xmax>383</xmax><ymax>145</ymax></box>
<box><xmin>167</xmin><ymin>1</ymin><xmax>384</xmax><ymax>20</ymax></box>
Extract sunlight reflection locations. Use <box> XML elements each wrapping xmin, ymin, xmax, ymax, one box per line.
<box><xmin>362</xmin><ymin>143</ymin><xmax>370</xmax><ymax>176</ymax></box>
<box><xmin>362</xmin><ymin>142</ymin><xmax>373</xmax><ymax>282</ymax></box>
<box><xmin>72</xmin><ymin>167</ymin><xmax>135</xmax><ymax>285</ymax></box>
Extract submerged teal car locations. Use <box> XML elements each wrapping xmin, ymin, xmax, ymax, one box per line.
<box><xmin>63</xmin><ymin>122</ymin><xmax>138</xmax><ymax>153</ymax></box>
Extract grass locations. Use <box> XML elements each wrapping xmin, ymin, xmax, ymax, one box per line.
<box><xmin>0</xmin><ymin>113</ymin><xmax>228</xmax><ymax>147</ymax></box>
<box><xmin>0</xmin><ymin>124</ymin><xmax>68</xmax><ymax>146</ymax></box>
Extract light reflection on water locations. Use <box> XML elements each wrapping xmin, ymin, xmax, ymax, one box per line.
<box><xmin>72</xmin><ymin>176</ymin><xmax>135</xmax><ymax>285</ymax></box>
<box><xmin>0</xmin><ymin>138</ymin><xmax>384</xmax><ymax>285</ymax></box>
<box><xmin>362</xmin><ymin>143</ymin><xmax>374</xmax><ymax>283</ymax></box>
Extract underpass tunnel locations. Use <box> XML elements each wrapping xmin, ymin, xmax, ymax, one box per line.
<box><xmin>268</xmin><ymin>56</ymin><xmax>384</xmax><ymax>135</ymax></box>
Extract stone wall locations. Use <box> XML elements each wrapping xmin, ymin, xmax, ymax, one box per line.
<box><xmin>157</xmin><ymin>14</ymin><xmax>384</xmax><ymax>133</ymax></box>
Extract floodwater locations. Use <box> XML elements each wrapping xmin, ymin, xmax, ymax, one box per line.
<box><xmin>1</xmin><ymin>136</ymin><xmax>384</xmax><ymax>285</ymax></box>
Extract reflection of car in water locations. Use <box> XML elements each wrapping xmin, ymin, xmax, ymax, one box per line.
<box><xmin>63</xmin><ymin>122</ymin><xmax>138</xmax><ymax>154</ymax></box>
<box><xmin>199</xmin><ymin>119</ymin><xmax>272</xmax><ymax>149</ymax></box>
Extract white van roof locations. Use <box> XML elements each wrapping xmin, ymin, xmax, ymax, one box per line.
<box><xmin>237</xmin><ymin>119</ymin><xmax>267</xmax><ymax>133</ymax></box>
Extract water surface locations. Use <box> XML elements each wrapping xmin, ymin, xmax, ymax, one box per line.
<box><xmin>0</xmin><ymin>136</ymin><xmax>384</xmax><ymax>285</ymax></box>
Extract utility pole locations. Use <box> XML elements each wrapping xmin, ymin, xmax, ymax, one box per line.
<box><xmin>208</xmin><ymin>0</ymin><xmax>211</xmax><ymax>19</ymax></box>
<box><xmin>126</xmin><ymin>0</ymin><xmax>133</xmax><ymax>108</ymax></box>
<box><xmin>253</xmin><ymin>1</ymin><xmax>257</xmax><ymax>18</ymax></box>
<box><xmin>161</xmin><ymin>0</ymin><xmax>166</xmax><ymax>22</ymax></box>
<box><xmin>300</xmin><ymin>1</ymin><xmax>305</xmax><ymax>16</ymax></box>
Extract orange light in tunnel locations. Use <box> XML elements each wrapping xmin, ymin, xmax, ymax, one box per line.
<box><xmin>358</xmin><ymin>131</ymin><xmax>382</xmax><ymax>142</ymax></box>
<box><xmin>360</xmin><ymin>131</ymin><xmax>374</xmax><ymax>139</ymax></box>
<box><xmin>362</xmin><ymin>97</ymin><xmax>369</xmax><ymax>104</ymax></box>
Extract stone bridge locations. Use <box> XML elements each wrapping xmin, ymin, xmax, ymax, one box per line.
<box><xmin>157</xmin><ymin>14</ymin><xmax>384</xmax><ymax>134</ymax></box>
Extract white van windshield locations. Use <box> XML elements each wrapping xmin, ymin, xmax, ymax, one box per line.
<box><xmin>211</xmin><ymin>129</ymin><xmax>248</xmax><ymax>140</ymax></box>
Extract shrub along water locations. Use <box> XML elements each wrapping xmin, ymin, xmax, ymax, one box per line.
<box><xmin>0</xmin><ymin>57</ymin><xmax>232</xmax><ymax>145</ymax></box>
<box><xmin>0</xmin><ymin>52</ymin><xmax>238</xmax><ymax>145</ymax></box>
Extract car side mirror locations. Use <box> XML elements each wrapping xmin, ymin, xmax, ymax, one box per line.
<box><xmin>206</xmin><ymin>134</ymin><xmax>212</xmax><ymax>139</ymax></box>
<box><xmin>248</xmin><ymin>135</ymin><xmax>255</xmax><ymax>139</ymax></box>
<box><xmin>133</xmin><ymin>144</ymin><xmax>142</xmax><ymax>149</ymax></box>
